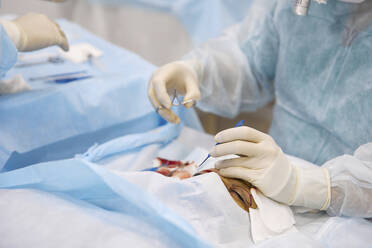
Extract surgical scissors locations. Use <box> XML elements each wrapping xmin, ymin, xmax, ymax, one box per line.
<box><xmin>156</xmin><ymin>89</ymin><xmax>195</xmax><ymax>113</ymax></box>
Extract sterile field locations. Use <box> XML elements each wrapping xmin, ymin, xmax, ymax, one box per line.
<box><xmin>0</xmin><ymin>1</ymin><xmax>372</xmax><ymax>248</ymax></box>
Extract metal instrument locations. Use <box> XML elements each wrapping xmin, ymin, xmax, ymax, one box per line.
<box><xmin>198</xmin><ymin>120</ymin><xmax>245</xmax><ymax>169</ymax></box>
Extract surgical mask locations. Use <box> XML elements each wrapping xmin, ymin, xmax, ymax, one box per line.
<box><xmin>293</xmin><ymin>0</ymin><xmax>365</xmax><ymax>16</ymax></box>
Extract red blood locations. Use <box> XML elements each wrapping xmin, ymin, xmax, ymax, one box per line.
<box><xmin>157</xmin><ymin>167</ymin><xmax>172</xmax><ymax>176</ymax></box>
<box><xmin>157</xmin><ymin>157</ymin><xmax>182</xmax><ymax>166</ymax></box>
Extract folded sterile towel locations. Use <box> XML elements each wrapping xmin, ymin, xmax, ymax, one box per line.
<box><xmin>144</xmin><ymin>157</ymin><xmax>297</xmax><ymax>243</ymax></box>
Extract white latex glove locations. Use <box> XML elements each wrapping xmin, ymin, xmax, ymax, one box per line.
<box><xmin>148</xmin><ymin>60</ymin><xmax>202</xmax><ymax>124</ymax></box>
<box><xmin>211</xmin><ymin>126</ymin><xmax>331</xmax><ymax>210</ymax></box>
<box><xmin>1</xmin><ymin>13</ymin><xmax>69</xmax><ymax>52</ymax></box>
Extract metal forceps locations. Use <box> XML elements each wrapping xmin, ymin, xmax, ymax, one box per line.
<box><xmin>198</xmin><ymin>120</ymin><xmax>245</xmax><ymax>170</ymax></box>
<box><xmin>156</xmin><ymin>89</ymin><xmax>195</xmax><ymax>113</ymax></box>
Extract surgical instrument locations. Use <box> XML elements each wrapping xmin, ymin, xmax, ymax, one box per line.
<box><xmin>53</xmin><ymin>75</ymin><xmax>92</xmax><ymax>84</ymax></box>
<box><xmin>198</xmin><ymin>120</ymin><xmax>245</xmax><ymax>169</ymax></box>
<box><xmin>15</xmin><ymin>56</ymin><xmax>64</xmax><ymax>68</ymax></box>
<box><xmin>29</xmin><ymin>71</ymin><xmax>88</xmax><ymax>81</ymax></box>
<box><xmin>156</xmin><ymin>89</ymin><xmax>195</xmax><ymax>113</ymax></box>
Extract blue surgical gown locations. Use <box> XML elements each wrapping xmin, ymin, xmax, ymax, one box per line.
<box><xmin>185</xmin><ymin>0</ymin><xmax>372</xmax><ymax>217</ymax></box>
<box><xmin>0</xmin><ymin>24</ymin><xmax>17</xmax><ymax>78</ymax></box>
<box><xmin>187</xmin><ymin>0</ymin><xmax>372</xmax><ymax>166</ymax></box>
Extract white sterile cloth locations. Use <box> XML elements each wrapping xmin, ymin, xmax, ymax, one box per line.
<box><xmin>0</xmin><ymin>74</ymin><xmax>31</xmax><ymax>94</ymax></box>
<box><xmin>250</xmin><ymin>189</ymin><xmax>297</xmax><ymax>243</ymax></box>
<box><xmin>59</xmin><ymin>43</ymin><xmax>103</xmax><ymax>64</ymax></box>
<box><xmin>113</xmin><ymin>169</ymin><xmax>297</xmax><ymax>245</ymax></box>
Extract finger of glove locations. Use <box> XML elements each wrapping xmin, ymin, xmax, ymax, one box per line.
<box><xmin>215</xmin><ymin>157</ymin><xmax>262</xmax><ymax>170</ymax></box>
<box><xmin>150</xmin><ymin>71</ymin><xmax>173</xmax><ymax>109</ymax></box>
<box><xmin>183</xmin><ymin>77</ymin><xmax>200</xmax><ymax>108</ymax></box>
<box><xmin>158</xmin><ymin>108</ymin><xmax>180</xmax><ymax>124</ymax></box>
<box><xmin>13</xmin><ymin>13</ymin><xmax>37</xmax><ymax>23</ymax></box>
<box><xmin>210</xmin><ymin>140</ymin><xmax>261</xmax><ymax>158</ymax></box>
<box><xmin>54</xmin><ymin>22</ymin><xmax>69</xmax><ymax>51</ymax></box>
<box><xmin>215</xmin><ymin>126</ymin><xmax>267</xmax><ymax>144</ymax></box>
<box><xmin>148</xmin><ymin>83</ymin><xmax>180</xmax><ymax>123</ymax></box>
<box><xmin>218</xmin><ymin>167</ymin><xmax>258</xmax><ymax>185</ymax></box>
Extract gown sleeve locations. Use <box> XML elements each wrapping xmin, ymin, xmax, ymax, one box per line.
<box><xmin>185</xmin><ymin>0</ymin><xmax>279</xmax><ymax>117</ymax></box>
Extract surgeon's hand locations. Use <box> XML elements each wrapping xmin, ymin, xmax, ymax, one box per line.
<box><xmin>5</xmin><ymin>13</ymin><xmax>69</xmax><ymax>52</ymax></box>
<box><xmin>211</xmin><ymin>126</ymin><xmax>331</xmax><ymax>210</ymax></box>
<box><xmin>148</xmin><ymin>60</ymin><xmax>202</xmax><ymax>124</ymax></box>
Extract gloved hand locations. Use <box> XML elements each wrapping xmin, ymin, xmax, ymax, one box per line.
<box><xmin>1</xmin><ymin>13</ymin><xmax>69</xmax><ymax>52</ymax></box>
<box><xmin>211</xmin><ymin>126</ymin><xmax>331</xmax><ymax>210</ymax></box>
<box><xmin>148</xmin><ymin>60</ymin><xmax>202</xmax><ymax>123</ymax></box>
